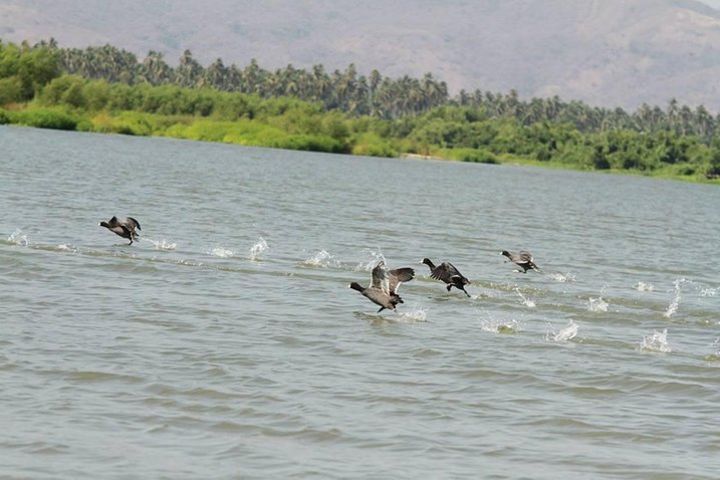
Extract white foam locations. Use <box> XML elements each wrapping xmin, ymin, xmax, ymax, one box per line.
<box><xmin>635</xmin><ymin>282</ymin><xmax>655</xmax><ymax>292</ymax></box>
<box><xmin>480</xmin><ymin>317</ymin><xmax>519</xmax><ymax>334</ymax></box>
<box><xmin>146</xmin><ymin>238</ymin><xmax>177</xmax><ymax>251</ymax></box>
<box><xmin>663</xmin><ymin>278</ymin><xmax>685</xmax><ymax>318</ymax></box>
<box><xmin>303</xmin><ymin>249</ymin><xmax>340</xmax><ymax>268</ymax></box>
<box><xmin>514</xmin><ymin>287</ymin><xmax>536</xmax><ymax>308</ymax></box>
<box><xmin>700</xmin><ymin>287</ymin><xmax>718</xmax><ymax>297</ymax></box>
<box><xmin>395</xmin><ymin>307</ymin><xmax>428</xmax><ymax>323</ymax></box>
<box><xmin>7</xmin><ymin>229</ymin><xmax>28</xmax><ymax>246</ymax></box>
<box><xmin>248</xmin><ymin>237</ymin><xmax>268</xmax><ymax>260</ymax></box>
<box><xmin>640</xmin><ymin>328</ymin><xmax>672</xmax><ymax>353</ymax></box>
<box><xmin>56</xmin><ymin>244</ymin><xmax>77</xmax><ymax>252</ymax></box>
<box><xmin>548</xmin><ymin>272</ymin><xmax>575</xmax><ymax>283</ymax></box>
<box><xmin>209</xmin><ymin>247</ymin><xmax>234</xmax><ymax>258</ymax></box>
<box><xmin>587</xmin><ymin>297</ymin><xmax>608</xmax><ymax>312</ymax></box>
<box><xmin>546</xmin><ymin>320</ymin><xmax>578</xmax><ymax>342</ymax></box>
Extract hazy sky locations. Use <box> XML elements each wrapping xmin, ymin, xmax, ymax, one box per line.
<box><xmin>699</xmin><ymin>0</ymin><xmax>720</xmax><ymax>7</ymax></box>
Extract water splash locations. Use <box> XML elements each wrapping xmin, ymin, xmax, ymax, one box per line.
<box><xmin>640</xmin><ymin>328</ymin><xmax>672</xmax><ymax>353</ymax></box>
<box><xmin>303</xmin><ymin>250</ymin><xmax>340</xmax><ymax>268</ymax></box>
<box><xmin>7</xmin><ymin>229</ymin><xmax>28</xmax><ymax>246</ymax></box>
<box><xmin>248</xmin><ymin>237</ymin><xmax>268</xmax><ymax>261</ymax></box>
<box><xmin>706</xmin><ymin>338</ymin><xmax>720</xmax><ymax>361</ymax></box>
<box><xmin>546</xmin><ymin>320</ymin><xmax>579</xmax><ymax>342</ymax></box>
<box><xmin>635</xmin><ymin>282</ymin><xmax>655</xmax><ymax>292</ymax></box>
<box><xmin>209</xmin><ymin>247</ymin><xmax>234</xmax><ymax>258</ymax></box>
<box><xmin>663</xmin><ymin>278</ymin><xmax>686</xmax><ymax>318</ymax></box>
<box><xmin>587</xmin><ymin>296</ymin><xmax>608</xmax><ymax>312</ymax></box>
<box><xmin>480</xmin><ymin>317</ymin><xmax>519</xmax><ymax>334</ymax></box>
<box><xmin>548</xmin><ymin>272</ymin><xmax>575</xmax><ymax>283</ymax></box>
<box><xmin>514</xmin><ymin>287</ymin><xmax>536</xmax><ymax>308</ymax></box>
<box><xmin>395</xmin><ymin>307</ymin><xmax>428</xmax><ymax>323</ymax></box>
<box><xmin>699</xmin><ymin>287</ymin><xmax>718</xmax><ymax>297</ymax></box>
<box><xmin>56</xmin><ymin>244</ymin><xmax>77</xmax><ymax>252</ymax></box>
<box><xmin>146</xmin><ymin>238</ymin><xmax>177</xmax><ymax>251</ymax></box>
<box><xmin>355</xmin><ymin>248</ymin><xmax>386</xmax><ymax>271</ymax></box>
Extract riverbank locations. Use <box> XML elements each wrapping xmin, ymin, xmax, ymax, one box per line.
<box><xmin>1</xmin><ymin>103</ymin><xmax>718</xmax><ymax>185</ymax></box>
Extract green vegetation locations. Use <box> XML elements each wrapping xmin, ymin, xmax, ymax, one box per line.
<box><xmin>1</xmin><ymin>39</ymin><xmax>719</xmax><ymax>183</ymax></box>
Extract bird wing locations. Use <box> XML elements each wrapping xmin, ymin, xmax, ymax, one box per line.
<box><xmin>371</xmin><ymin>262</ymin><xmax>390</xmax><ymax>293</ymax></box>
<box><xmin>517</xmin><ymin>251</ymin><xmax>533</xmax><ymax>264</ymax></box>
<box><xmin>430</xmin><ymin>262</ymin><xmax>452</xmax><ymax>281</ymax></box>
<box><xmin>388</xmin><ymin>267</ymin><xmax>415</xmax><ymax>294</ymax></box>
<box><xmin>126</xmin><ymin>217</ymin><xmax>141</xmax><ymax>231</ymax></box>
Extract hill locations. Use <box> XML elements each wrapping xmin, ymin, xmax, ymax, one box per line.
<box><xmin>2</xmin><ymin>0</ymin><xmax>720</xmax><ymax>109</ymax></box>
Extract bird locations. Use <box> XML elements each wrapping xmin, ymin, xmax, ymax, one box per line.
<box><xmin>99</xmin><ymin>216</ymin><xmax>141</xmax><ymax>245</ymax></box>
<box><xmin>501</xmin><ymin>250</ymin><xmax>539</xmax><ymax>273</ymax></box>
<box><xmin>422</xmin><ymin>258</ymin><xmax>471</xmax><ymax>297</ymax></box>
<box><xmin>349</xmin><ymin>261</ymin><xmax>415</xmax><ymax>313</ymax></box>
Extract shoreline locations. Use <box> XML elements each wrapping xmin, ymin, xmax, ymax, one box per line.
<box><xmin>2</xmin><ymin>120</ymin><xmax>718</xmax><ymax>186</ymax></box>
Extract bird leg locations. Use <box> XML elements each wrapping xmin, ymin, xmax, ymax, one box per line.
<box><xmin>377</xmin><ymin>307</ymin><xmax>385</xmax><ymax>313</ymax></box>
<box><xmin>462</xmin><ymin>287</ymin><xmax>470</xmax><ymax>297</ymax></box>
<box><xmin>128</xmin><ymin>239</ymin><xmax>133</xmax><ymax>245</ymax></box>
<box><xmin>446</xmin><ymin>284</ymin><xmax>452</xmax><ymax>292</ymax></box>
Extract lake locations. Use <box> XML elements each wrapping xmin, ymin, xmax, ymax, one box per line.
<box><xmin>1</xmin><ymin>126</ymin><xmax>719</xmax><ymax>479</ymax></box>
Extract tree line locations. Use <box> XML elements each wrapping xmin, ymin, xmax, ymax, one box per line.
<box><xmin>1</xmin><ymin>39</ymin><xmax>719</xmax><ymax>180</ymax></box>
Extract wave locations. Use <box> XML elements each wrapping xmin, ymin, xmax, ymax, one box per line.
<box><xmin>635</xmin><ymin>281</ymin><xmax>655</xmax><ymax>292</ymax></box>
<box><xmin>302</xmin><ymin>249</ymin><xmax>340</xmax><ymax>268</ymax></box>
<box><xmin>248</xmin><ymin>237</ymin><xmax>268</xmax><ymax>260</ymax></box>
<box><xmin>640</xmin><ymin>328</ymin><xmax>672</xmax><ymax>353</ymax></box>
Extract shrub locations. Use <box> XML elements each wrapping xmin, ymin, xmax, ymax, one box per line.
<box><xmin>13</xmin><ymin>108</ymin><xmax>78</xmax><ymax>130</ymax></box>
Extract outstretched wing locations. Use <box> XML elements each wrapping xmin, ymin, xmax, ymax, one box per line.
<box><xmin>388</xmin><ymin>267</ymin><xmax>415</xmax><ymax>294</ymax></box>
<box><xmin>124</xmin><ymin>217</ymin><xmax>141</xmax><ymax>231</ymax></box>
<box><xmin>517</xmin><ymin>251</ymin><xmax>533</xmax><ymax>264</ymax></box>
<box><xmin>444</xmin><ymin>262</ymin><xmax>464</xmax><ymax>279</ymax></box>
<box><xmin>430</xmin><ymin>262</ymin><xmax>455</xmax><ymax>282</ymax></box>
<box><xmin>371</xmin><ymin>261</ymin><xmax>390</xmax><ymax>293</ymax></box>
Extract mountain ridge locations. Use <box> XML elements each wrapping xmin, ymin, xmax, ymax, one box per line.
<box><xmin>1</xmin><ymin>0</ymin><xmax>720</xmax><ymax>109</ymax></box>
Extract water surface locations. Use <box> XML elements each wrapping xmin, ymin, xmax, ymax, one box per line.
<box><xmin>1</xmin><ymin>126</ymin><xmax>719</xmax><ymax>479</ymax></box>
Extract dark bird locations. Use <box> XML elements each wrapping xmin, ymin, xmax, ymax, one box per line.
<box><xmin>501</xmin><ymin>250</ymin><xmax>539</xmax><ymax>273</ymax></box>
<box><xmin>422</xmin><ymin>258</ymin><xmax>471</xmax><ymax>297</ymax></box>
<box><xmin>99</xmin><ymin>216</ymin><xmax>141</xmax><ymax>245</ymax></box>
<box><xmin>349</xmin><ymin>261</ymin><xmax>415</xmax><ymax>313</ymax></box>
